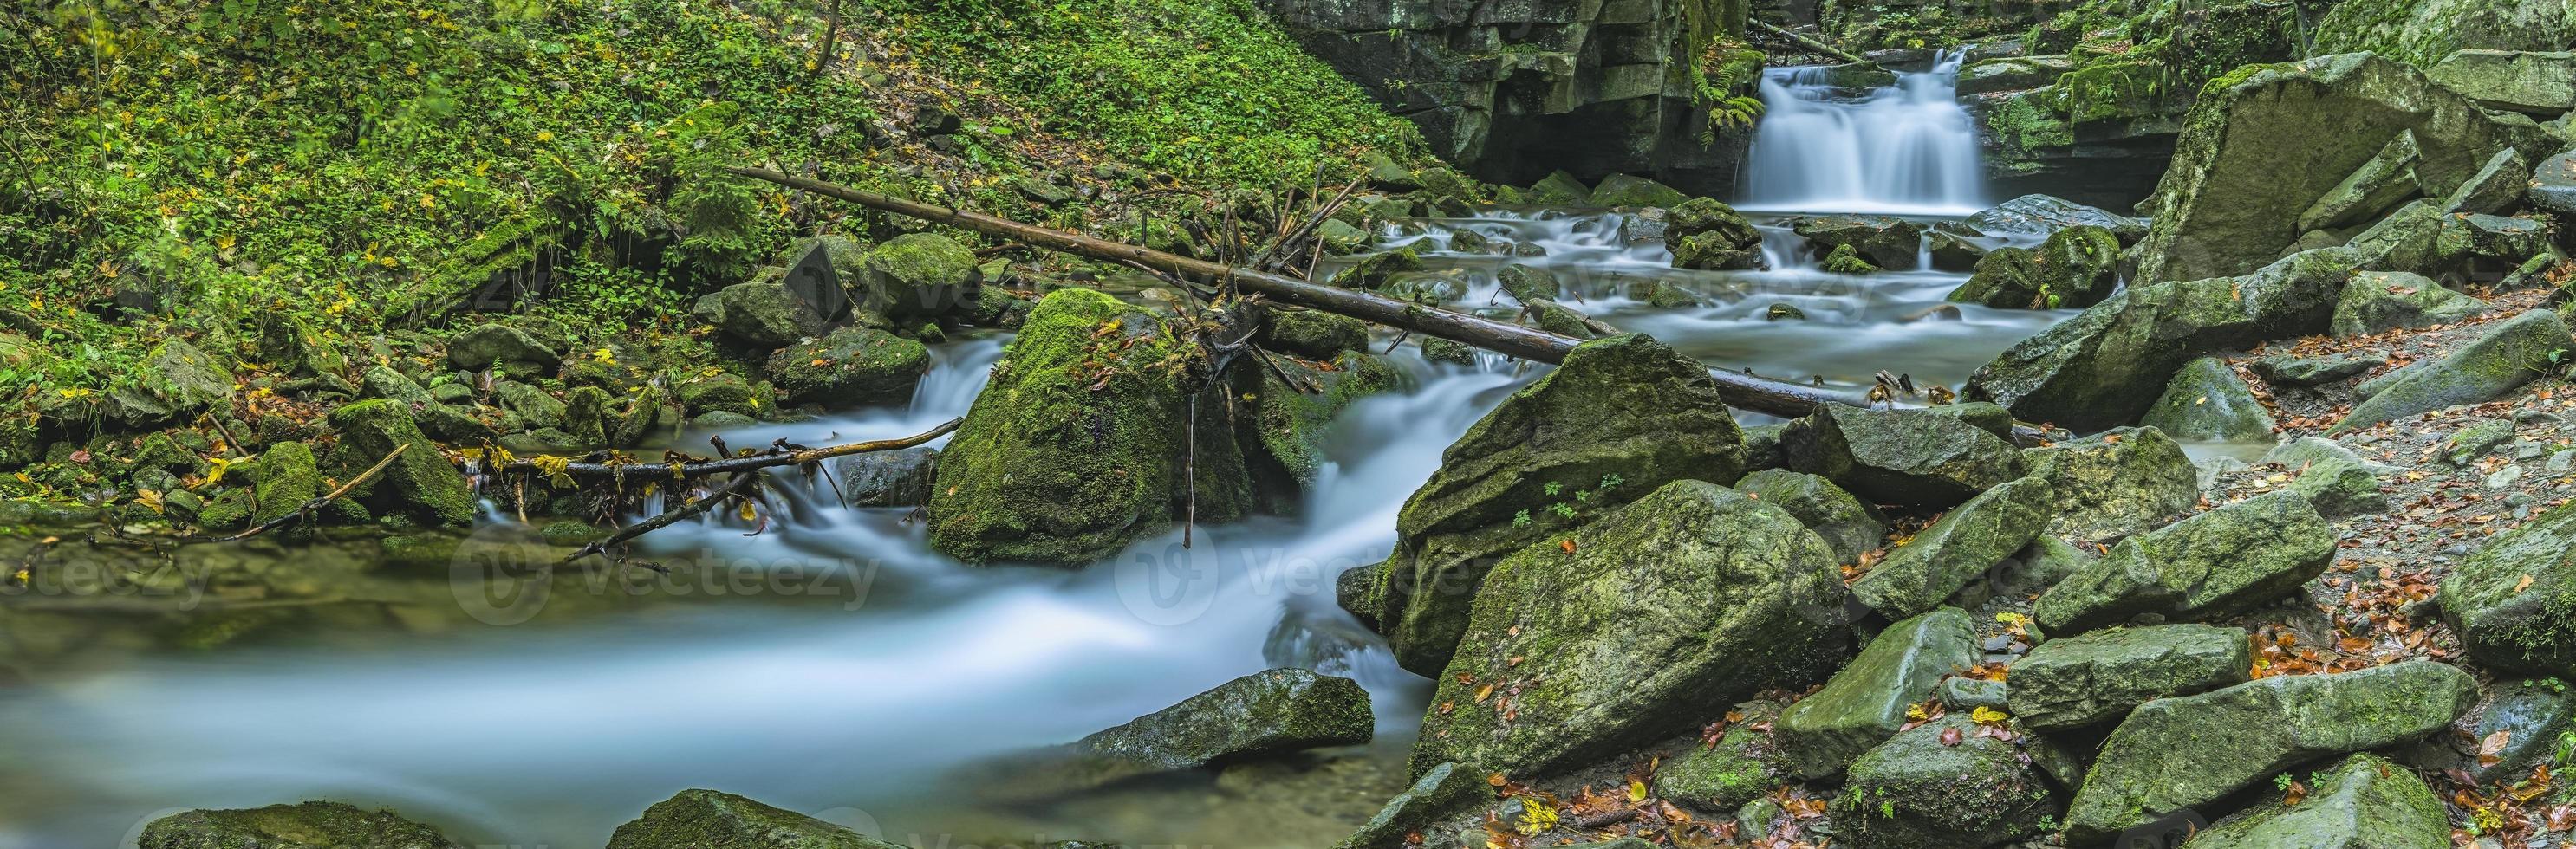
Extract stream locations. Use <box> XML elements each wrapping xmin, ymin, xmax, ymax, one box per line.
<box><xmin>0</xmin><ymin>55</ymin><xmax>2085</xmax><ymax>849</ymax></box>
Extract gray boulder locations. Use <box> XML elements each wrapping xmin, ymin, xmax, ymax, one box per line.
<box><xmin>1588</xmin><ymin>174</ymin><xmax>1688</xmax><ymax>209</ymax></box>
<box><xmin>1848</xmin><ymin>476</ymin><xmax>2053</xmax><ymax>618</ymax></box>
<box><xmin>2020</xmin><ymin>426</ymin><xmax>2199</xmax><ymax>543</ymax></box>
<box><xmin>140</xmin><ymin>802</ymin><xmax>465</xmax><ymax>849</ymax></box>
<box><xmin>2181</xmin><ymin>753</ymin><xmax>2450</xmax><ymax>849</ymax></box>
<box><xmin>109</xmin><ymin>338</ymin><xmax>237</xmax><ymax>424</ymax></box>
<box><xmin>855</xmin><ymin>233</ymin><xmax>981</xmax><ymax>320</ymax></box>
<box><xmin>2346</xmin><ymin>199</ymin><xmax>2557</xmax><ymax>282</ymax></box>
<box><xmin>1779</xmin><ymin>405</ymin><xmax>2026</xmax><ymax>509</ymax></box>
<box><xmin>446</xmin><ymin>323</ymin><xmax>563</xmax><ymax>371</ymax></box>
<box><xmin>1790</xmin><ymin>215</ymin><xmax>1924</xmax><ymax>269</ymax></box>
<box><xmin>2140</xmin><ymin>357</ymin><xmax>2276</xmax><ymax>443</ymax></box>
<box><xmin>1831</xmin><ymin>715</ymin><xmax>2073</xmax><ymax>849</ymax></box>
<box><xmin>2313</xmin><ymin>0</ymin><xmax>2575</xmax><ymax>68</ymax></box>
<box><xmin>606</xmin><ymin>789</ymin><xmax>903</xmax><ymax>849</ymax></box>
<box><xmin>2442</xmin><ymin>500</ymin><xmax>2576</xmax><ymax>677</ymax></box>
<box><xmin>2035</xmin><ymin>491</ymin><xmax>2336</xmax><ymax>634</ymax></box>
<box><xmin>2294</xmin><ymin>129</ymin><xmax>2423</xmax><ymax>234</ymax></box>
<box><xmin>1963</xmin><ymin>194</ymin><xmax>2149</xmax><ymax>243</ymax></box>
<box><xmin>2291</xmin><ymin>457</ymin><xmax>2391</xmax><ymax>517</ymax></box>
<box><xmin>693</xmin><ymin>279</ymin><xmax>830</xmax><ymax>348</ymax></box>
<box><xmin>2430</xmin><ymin>50</ymin><xmax>2576</xmax><ymax>114</ymax></box>
<box><xmin>829</xmin><ymin>446</ymin><xmax>939</xmax><ymax>508</ymax></box>
<box><xmin>2534</xmin><ymin>149</ymin><xmax>2576</xmax><ymax>215</ymax></box>
<box><xmin>2063</xmin><ymin>662</ymin><xmax>2476</xmax><ymax>844</ymax></box>
<box><xmin>1774</xmin><ymin>607</ymin><xmax>1979</xmax><ymax>780</ymax></box>
<box><xmin>1956</xmin><ymin>55</ymin><xmax>2079</xmax><ymax>95</ymax></box>
<box><xmin>2444</xmin><ymin>147</ymin><xmax>2536</xmax><ymax>215</ymax></box>
<box><xmin>1080</xmin><ymin>668</ymin><xmax>1371</xmax><ymax>772</ymax></box>
<box><xmin>2007</xmin><ymin>623</ymin><xmax>2252</xmax><ymax>730</ymax></box>
<box><xmin>2334</xmin><ymin>309</ymin><xmax>2573</xmax><ymax>433</ymax></box>
<box><xmin>1333</xmin><ymin>762</ymin><xmax>1493</xmax><ymax>849</ymax></box>
<box><xmin>1369</xmin><ymin>334</ymin><xmax>1747</xmax><ymax>676</ymax></box>
<box><xmin>1731</xmin><ymin>469</ymin><xmax>1888</xmax><ymax>564</ymax></box>
<box><xmin>1410</xmin><ymin>480</ymin><xmax>1845</xmax><ymax>778</ymax></box>
<box><xmin>2331</xmin><ymin>271</ymin><xmax>2488</xmax><ymax>336</ymax></box>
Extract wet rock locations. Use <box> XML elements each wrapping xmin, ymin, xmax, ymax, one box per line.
<box><xmin>2252</xmin><ymin>352</ymin><xmax>2381</xmax><ymax>386</ymax></box>
<box><xmin>606</xmin><ymin>788</ymin><xmax>902</xmax><ymax>849</ymax></box>
<box><xmin>2140</xmin><ymin>357</ymin><xmax>2276</xmax><ymax>443</ymax></box>
<box><xmin>2266</xmin><ymin>435</ymin><xmax>2401</xmax><ymax>474</ymax></box>
<box><xmin>1259</xmin><ymin>310</ymin><xmax>1369</xmax><ymax>360</ymax></box>
<box><xmin>2442</xmin><ymin>500</ymin><xmax>2576</xmax><ymax>677</ymax></box>
<box><xmin>1587</xmin><ymin>174</ymin><xmax>1688</xmax><ymax>209</ymax></box>
<box><xmin>928</xmin><ymin>289</ymin><xmax>1249</xmax><ymax>564</ymax></box>
<box><xmin>327</xmin><ymin>399</ymin><xmax>477</xmax><ymax>527</ymax></box>
<box><xmin>1779</xmin><ymin>405</ymin><xmax>2026</xmax><ymax>509</ymax></box>
<box><xmin>2444</xmin><ymin>147</ymin><xmax>2536</xmax><ymax>215</ymax></box>
<box><xmin>2347</xmin><ymin>200</ymin><xmax>2555</xmax><ymax>282</ymax></box>
<box><xmin>1412</xmin><ymin>480</ymin><xmax>1844</xmax><ymax>778</ymax></box>
<box><xmin>2007</xmin><ymin>623</ymin><xmax>2251</xmax><ymax>731</ymax></box>
<box><xmin>2332</xmin><ymin>271</ymin><xmax>2488</xmax><ymax>336</ymax></box>
<box><xmin>1956</xmin><ymin>55</ymin><xmax>2078</xmax><ymax>96</ymax></box>
<box><xmin>1668</xmin><ymin>198</ymin><xmax>1764</xmax><ymax>271</ymax></box>
<box><xmin>2020</xmin><ymin>427</ymin><xmax>2198</xmax><ymax>544</ymax></box>
<box><xmin>2399</xmin><ymin>678</ymin><xmax>2576</xmax><ymax>787</ymax></box>
<box><xmin>764</xmin><ymin>327</ymin><xmax>930</xmax><ymax>406</ymax></box>
<box><xmin>1818</xmin><ymin>243</ymin><xmax>1879</xmax><ymax>274</ymax></box>
<box><xmin>1244</xmin><ymin>352</ymin><xmax>1400</xmax><ymax>504</ymax></box>
<box><xmin>1938</xmin><ymin>676</ymin><xmax>2007</xmax><ymax>710</ymax></box>
<box><xmin>492</xmin><ymin>380</ymin><xmax>567</xmax><ymax>430</ymax></box>
<box><xmin>1763</xmin><ymin>302</ymin><xmax>1805</xmax><ymax>321</ymax></box>
<box><xmin>1334</xmin><ymin>247</ymin><xmax>1424</xmax><ymax>290</ymax></box>
<box><xmin>1368</xmin><ymin>334</ymin><xmax>1746</xmax><ymax>675</ymax></box>
<box><xmin>1962</xmin><ymin>194</ymin><xmax>2149</xmax><ymax>243</ymax></box>
<box><xmin>1083</xmin><ymin>668</ymin><xmax>1370</xmax><ymax>772</ymax></box>
<box><xmin>446</xmin><ymin>322</ymin><xmax>563</xmax><ymax>372</ymax></box>
<box><xmin>2132</xmin><ymin>53</ymin><xmax>2558</xmax><ymax>284</ymax></box>
<box><xmin>108</xmin><ymin>338</ymin><xmax>236</xmax><ymax>425</ymax></box>
<box><xmin>2431</xmin><ymin>49</ymin><xmax>2576</xmax><ymax>114</ymax></box>
<box><xmin>1831</xmin><ymin>715</ymin><xmax>2071</xmax><ymax>849</ymax></box>
<box><xmin>1775</xmin><ymin>607</ymin><xmax>1980</xmax><ymax>779</ymax></box>
<box><xmin>1529</xmin><ymin>172</ymin><xmax>1592</xmax><ymax>206</ymax></box>
<box><xmin>828</xmin><ymin>446</ymin><xmax>938</xmax><ymax>508</ymax></box>
<box><xmin>1653</xmin><ymin>700</ymin><xmax>1787</xmax><ymax>813</ymax></box>
<box><xmin>1625</xmin><ymin>278</ymin><xmax>1705</xmax><ymax>308</ymax></box>
<box><xmin>1849</xmin><ymin>477</ymin><xmax>2053</xmax><ymax>619</ymax></box>
<box><xmin>2036</xmin><ymin>491</ymin><xmax>2336</xmax><ymax>634</ymax></box>
<box><xmin>1334</xmin><ymin>762</ymin><xmax>1493</xmax><ymax>849</ymax></box>
<box><xmin>1925</xmin><ymin>229</ymin><xmax>1988</xmax><ymax>272</ymax></box>
<box><xmin>1418</xmin><ymin>336</ymin><xmax>1477</xmax><ymax>366</ymax></box>
<box><xmin>2314</xmin><ymin>0</ymin><xmax>2576</xmax><ymax>68</ymax></box>
<box><xmin>1968</xmin><ymin>247</ymin><xmax>2360</xmax><ymax>432</ymax></box>
<box><xmin>693</xmin><ymin>278</ymin><xmax>830</xmax><ymax>349</ymax></box>
<box><xmin>2533</xmin><ymin>150</ymin><xmax>2576</xmax><ymax>215</ymax></box>
<box><xmin>1948</xmin><ymin>224</ymin><xmax>2124</xmax><ymax>310</ymax></box>
<box><xmin>1493</xmin><ymin>262</ymin><xmax>1558</xmax><ymax>302</ymax></box>
<box><xmin>1789</xmin><ymin>215</ymin><xmax>1923</xmax><ymax>269</ymax></box>
<box><xmin>140</xmin><ymin>801</ymin><xmax>465</xmax><ymax>849</ymax></box>
<box><xmin>361</xmin><ymin>365</ymin><xmax>434</xmax><ymax>405</ymax></box>
<box><xmin>1525</xmin><ymin>299</ymin><xmax>1600</xmax><ymax>337</ymax></box>
<box><xmin>2294</xmin><ymin>129</ymin><xmax>2423</xmax><ymax>233</ymax></box>
<box><xmin>2184</xmin><ymin>753</ymin><xmax>2449</xmax><ymax>849</ymax></box>
<box><xmin>855</xmin><ymin>232</ymin><xmax>981</xmax><ymax>320</ymax></box>
<box><xmin>1741</xmin><ymin>423</ymin><xmax>1786</xmax><ymax>472</ymax></box>
<box><xmin>1731</xmin><ymin>469</ymin><xmax>1888</xmax><ymax>565</ymax></box>
<box><xmin>2292</xmin><ymin>457</ymin><xmax>2391</xmax><ymax>518</ymax></box>
<box><xmin>676</xmin><ymin>373</ymin><xmax>758</xmax><ymax>418</ymax></box>
<box><xmin>2061</xmin><ymin>661</ymin><xmax>2477</xmax><ymax>844</ymax></box>
<box><xmin>2335</xmin><ymin>309</ymin><xmax>2573</xmax><ymax>433</ymax></box>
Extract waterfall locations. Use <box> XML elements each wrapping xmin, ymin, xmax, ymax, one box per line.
<box><xmin>1738</xmin><ymin>49</ymin><xmax>1987</xmax><ymax>215</ymax></box>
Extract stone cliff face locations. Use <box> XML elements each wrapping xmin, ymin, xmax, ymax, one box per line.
<box><xmin>1258</xmin><ymin>0</ymin><xmax>1753</xmax><ymax>194</ymax></box>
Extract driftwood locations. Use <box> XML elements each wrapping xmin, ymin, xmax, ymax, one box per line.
<box><xmin>564</xmin><ymin>471</ymin><xmax>764</xmax><ymax>564</ymax></box>
<box><xmin>212</xmin><ymin>444</ymin><xmax>410</xmax><ymax>542</ymax></box>
<box><xmin>721</xmin><ymin>167</ymin><xmax>1891</xmax><ymax>426</ymax></box>
<box><xmin>1751</xmin><ymin>20</ymin><xmax>1877</xmax><ymax>67</ymax></box>
<box><xmin>490</xmin><ymin>418</ymin><xmax>959</xmax><ymax>480</ymax></box>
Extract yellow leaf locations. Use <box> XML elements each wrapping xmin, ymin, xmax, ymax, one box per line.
<box><xmin>739</xmin><ymin>501</ymin><xmax>758</xmax><ymax>522</ymax></box>
<box><xmin>1905</xmin><ymin>703</ymin><xmax>1931</xmax><ymax>722</ymax></box>
<box><xmin>1971</xmin><ymin>705</ymin><xmax>2010</xmax><ymax>725</ymax></box>
<box><xmin>1513</xmin><ymin>797</ymin><xmax>1558</xmax><ymax>836</ymax></box>
<box><xmin>1627</xmin><ymin>780</ymin><xmax>1647</xmax><ymax>802</ymax></box>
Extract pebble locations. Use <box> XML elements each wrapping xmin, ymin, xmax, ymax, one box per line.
<box><xmin>2516</xmin><ymin>442</ymin><xmax>2547</xmax><ymax>460</ymax></box>
<box><xmin>2488</xmin><ymin>465</ymin><xmax>2526</xmax><ymax>489</ymax></box>
<box><xmin>2551</xmin><ymin>451</ymin><xmax>2573</xmax><ymax>473</ymax></box>
<box><xmin>2508</xmin><ymin>492</ymin><xmax>2537</xmax><ymax>508</ymax></box>
<box><xmin>2516</xmin><ymin>410</ymin><xmax>2562</xmax><ymax>425</ymax></box>
<box><xmin>2445</xmin><ymin>543</ymin><xmax>2475</xmax><ymax>557</ymax></box>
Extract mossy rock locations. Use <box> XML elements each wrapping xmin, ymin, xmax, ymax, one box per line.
<box><xmin>2334</xmin><ymin>309</ymin><xmax>2571</xmax><ymax>433</ymax></box>
<box><xmin>1779</xmin><ymin>405</ymin><xmax>2026</xmax><ymax>509</ymax></box>
<box><xmin>2139</xmin><ymin>356</ymin><xmax>2277</xmax><ymax>442</ymax></box>
<box><xmin>1848</xmin><ymin>476</ymin><xmax>2053</xmax><ymax>618</ymax></box>
<box><xmin>676</xmin><ymin>373</ymin><xmax>760</xmax><ymax>417</ymax></box>
<box><xmin>1330</xmin><ymin>246</ymin><xmax>1422</xmax><ymax>289</ymax></box>
<box><xmin>927</xmin><ymin>288</ymin><xmax>1247</xmax><ymax>564</ymax></box>
<box><xmin>1243</xmin><ymin>351</ymin><xmax>1399</xmax><ymax>498</ymax></box>
<box><xmin>1818</xmin><ymin>243</ymin><xmax>1880</xmax><ymax>274</ymax></box>
<box><xmin>691</xmin><ymin>278</ymin><xmax>830</xmax><ymax>349</ymax></box>
<box><xmin>2007</xmin><ymin>623</ymin><xmax>2251</xmax><ymax>730</ymax></box>
<box><xmin>247</xmin><ymin>442</ymin><xmax>328</xmax><ymax>540</ymax></box>
<box><xmin>1731</xmin><ymin>469</ymin><xmax>1887</xmax><ymax>565</ymax></box>
<box><xmin>2313</xmin><ymin>0</ymin><xmax>2576</xmax><ymax>68</ymax></box>
<box><xmin>2442</xmin><ymin>499</ymin><xmax>2576</xmax><ymax>677</ymax></box>
<box><xmin>1587</xmin><ymin>173</ymin><xmax>1688</xmax><ymax>209</ymax></box>
<box><xmin>140</xmin><ymin>800</ymin><xmax>465</xmax><ymax>849</ymax></box>
<box><xmin>606</xmin><ymin>789</ymin><xmax>902</xmax><ymax>849</ymax></box>
<box><xmin>2331</xmin><ymin>270</ymin><xmax>2488</xmax><ymax>336</ymax></box>
<box><xmin>1333</xmin><ymin>761</ymin><xmax>1494</xmax><ymax>849</ymax></box>
<box><xmin>325</xmin><ymin>399</ymin><xmax>477</xmax><ymax>528</ymax></box>
<box><xmin>763</xmin><ymin>327</ymin><xmax>931</xmax><ymax>407</ymax></box>
<box><xmin>1653</xmin><ymin>700</ymin><xmax>1789</xmax><ymax>813</ymax></box>
<box><xmin>2035</xmin><ymin>490</ymin><xmax>2334</xmax><ymax>634</ymax></box>
<box><xmin>1831</xmin><ymin>715</ymin><xmax>2071</xmax><ymax>849</ymax></box>
<box><xmin>1077</xmin><ymin>667</ymin><xmax>1372</xmax><ymax>770</ymax></box>
<box><xmin>1774</xmin><ymin>607</ymin><xmax>1979</xmax><ymax>780</ymax></box>
<box><xmin>1792</xmin><ymin>215</ymin><xmax>1922</xmax><ymax>269</ymax></box>
<box><xmin>856</xmin><ymin>232</ymin><xmax>981</xmax><ymax>320</ymax></box>
<box><xmin>107</xmin><ymin>338</ymin><xmax>237</xmax><ymax>425</ymax></box>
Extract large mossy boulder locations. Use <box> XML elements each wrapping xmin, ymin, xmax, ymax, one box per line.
<box><xmin>2330</xmin><ymin>270</ymin><xmax>2488</xmax><ymax>336</ymax></box>
<box><xmin>1079</xmin><ymin>668</ymin><xmax>1372</xmax><ymax>770</ymax></box>
<box><xmin>2131</xmin><ymin>53</ymin><xmax>2558</xmax><ymax>285</ymax></box>
<box><xmin>2441</xmin><ymin>500</ymin><xmax>2576</xmax><ymax>677</ymax></box>
<box><xmin>1943</xmin><ymin>224</ymin><xmax>2123</xmax><ymax>310</ymax></box>
<box><xmin>2036</xmin><ymin>491</ymin><xmax>2335</xmax><ymax>634</ymax></box>
<box><xmin>446</xmin><ymin>322</ymin><xmax>563</xmax><ymax>372</ymax></box>
<box><xmin>2007</xmin><ymin>624</ymin><xmax>2251</xmax><ymax>731</ymax></box>
<box><xmin>2181</xmin><ymin>753</ymin><xmax>2450</xmax><ymax>849</ymax></box>
<box><xmin>2313</xmin><ymin>0</ymin><xmax>2575</xmax><ymax>68</ymax></box>
<box><xmin>326</xmin><ymin>399</ymin><xmax>476</xmax><ymax>527</ymax></box>
<box><xmin>2334</xmin><ymin>309</ymin><xmax>2573</xmax><ymax>433</ymax></box>
<box><xmin>1258</xmin><ymin>310</ymin><xmax>1369</xmax><ymax>360</ymax></box>
<box><xmin>1831</xmin><ymin>715</ymin><xmax>2072</xmax><ymax>849</ymax></box>
<box><xmin>1774</xmin><ymin>607</ymin><xmax>1979</xmax><ymax>780</ymax></box>
<box><xmin>1240</xmin><ymin>352</ymin><xmax>1399</xmax><ymax>503</ymax></box>
<box><xmin>1410</xmin><ymin>480</ymin><xmax>1845</xmax><ymax>779</ymax></box>
<box><xmin>1588</xmin><ymin>174</ymin><xmax>1689</xmax><ymax>209</ymax></box>
<box><xmin>1369</xmin><ymin>334</ymin><xmax>1746</xmax><ymax>675</ymax></box>
<box><xmin>1652</xmin><ymin>700</ymin><xmax>1789</xmax><ymax>813</ymax></box>
<box><xmin>763</xmin><ymin>327</ymin><xmax>930</xmax><ymax>406</ymax></box>
<box><xmin>927</xmin><ymin>289</ymin><xmax>1246</xmax><ymax>564</ymax></box>
<box><xmin>855</xmin><ymin>232</ymin><xmax>981</xmax><ymax>320</ymax></box>
<box><xmin>248</xmin><ymin>441</ymin><xmax>329</xmax><ymax>540</ymax></box>
<box><xmin>2138</xmin><ymin>357</ymin><xmax>2276</xmax><ymax>443</ymax></box>
<box><xmin>2060</xmin><ymin>661</ymin><xmax>2477</xmax><ymax>844</ymax></box>
<box><xmin>693</xmin><ymin>278</ymin><xmax>831</xmax><ymax>349</ymax></box>
<box><xmin>606</xmin><ymin>789</ymin><xmax>903</xmax><ymax>849</ymax></box>
<box><xmin>2429</xmin><ymin>49</ymin><xmax>2576</xmax><ymax>114</ymax></box>
<box><xmin>1731</xmin><ymin>469</ymin><xmax>1888</xmax><ymax>565</ymax></box>
<box><xmin>1667</xmin><ymin>198</ymin><xmax>1766</xmax><ymax>271</ymax></box>
<box><xmin>1789</xmin><ymin>215</ymin><xmax>1923</xmax><ymax>269</ymax></box>
<box><xmin>1967</xmin><ymin>247</ymin><xmax>2360</xmax><ymax>432</ymax></box>
<box><xmin>2020</xmin><ymin>427</ymin><xmax>2198</xmax><ymax>543</ymax></box>
<box><xmin>1779</xmin><ymin>405</ymin><xmax>2026</xmax><ymax>509</ymax></box>
<box><xmin>140</xmin><ymin>801</ymin><xmax>465</xmax><ymax>849</ymax></box>
<box><xmin>108</xmin><ymin>338</ymin><xmax>236</xmax><ymax>425</ymax></box>
<box><xmin>1848</xmin><ymin>476</ymin><xmax>2052</xmax><ymax>618</ymax></box>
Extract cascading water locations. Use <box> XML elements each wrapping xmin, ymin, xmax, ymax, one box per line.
<box><xmin>1739</xmin><ymin>49</ymin><xmax>1986</xmax><ymax>215</ymax></box>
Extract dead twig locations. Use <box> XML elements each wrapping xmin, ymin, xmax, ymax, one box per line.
<box><xmin>489</xmin><ymin>418</ymin><xmax>959</xmax><ymax>479</ymax></box>
<box><xmin>211</xmin><ymin>444</ymin><xmax>410</xmax><ymax>542</ymax></box>
<box><xmin>563</xmin><ymin>471</ymin><xmax>764</xmax><ymax>565</ymax></box>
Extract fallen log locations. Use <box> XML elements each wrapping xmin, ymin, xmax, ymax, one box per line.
<box><xmin>1750</xmin><ymin>20</ymin><xmax>1877</xmax><ymax>67</ymax></box>
<box><xmin>489</xmin><ymin>418</ymin><xmax>959</xmax><ymax>480</ymax></box>
<box><xmin>722</xmin><ymin>167</ymin><xmax>1877</xmax><ymax>422</ymax></box>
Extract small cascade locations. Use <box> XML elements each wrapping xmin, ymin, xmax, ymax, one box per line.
<box><xmin>1739</xmin><ymin>49</ymin><xmax>1987</xmax><ymax>215</ymax></box>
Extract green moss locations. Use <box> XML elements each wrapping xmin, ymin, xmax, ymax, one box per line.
<box><xmin>1821</xmin><ymin>243</ymin><xmax>1881</xmax><ymax>274</ymax></box>
<box><xmin>140</xmin><ymin>801</ymin><xmax>463</xmax><ymax>849</ymax></box>
<box><xmin>327</xmin><ymin>399</ymin><xmax>478</xmax><ymax>528</ymax></box>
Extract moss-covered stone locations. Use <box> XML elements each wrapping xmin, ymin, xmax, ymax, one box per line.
<box><xmin>1411</xmin><ymin>480</ymin><xmax>1846</xmax><ymax>778</ymax></box>
<box><xmin>1587</xmin><ymin>173</ymin><xmax>1688</xmax><ymax>208</ymax></box>
<box><xmin>1831</xmin><ymin>715</ymin><xmax>2069</xmax><ymax>849</ymax></box>
<box><xmin>2295</xmin><ymin>129</ymin><xmax>2423</xmax><ymax>233</ymax></box>
<box><xmin>855</xmin><ymin>232</ymin><xmax>981</xmax><ymax>320</ymax></box>
<box><xmin>2035</xmin><ymin>491</ymin><xmax>2335</xmax><ymax>634</ymax></box>
<box><xmin>1774</xmin><ymin>607</ymin><xmax>1979</xmax><ymax>780</ymax></box>
<box><xmin>446</xmin><ymin>322</ymin><xmax>563</xmax><ymax>371</ymax></box>
<box><xmin>2290</xmin><ymin>457</ymin><xmax>2391</xmax><ymax>518</ymax></box>
<box><xmin>1333</xmin><ymin>761</ymin><xmax>1494</xmax><ymax>849</ymax></box>
<box><xmin>1667</xmin><ymin>198</ymin><xmax>1764</xmax><ymax>271</ymax></box>
<box><xmin>1243</xmin><ymin>351</ymin><xmax>1398</xmax><ymax>500</ymax></box>
<box><xmin>2007</xmin><ymin>623</ymin><xmax>2250</xmax><ymax>730</ymax></box>
<box><xmin>2060</xmin><ymin>661</ymin><xmax>2476</xmax><ymax>844</ymax></box>
<box><xmin>606</xmin><ymin>789</ymin><xmax>902</xmax><ymax>849</ymax></box>
<box><xmin>325</xmin><ymin>399</ymin><xmax>477</xmax><ymax>528</ymax></box>
<box><xmin>2140</xmin><ymin>357</ymin><xmax>2277</xmax><ymax>442</ymax></box>
<box><xmin>1653</xmin><ymin>700</ymin><xmax>1788</xmax><ymax>813</ymax></box>
<box><xmin>1849</xmin><ymin>476</ymin><xmax>2053</xmax><ymax>618</ymax></box>
<box><xmin>1946</xmin><ymin>225</ymin><xmax>2120</xmax><ymax>310</ymax></box>
<box><xmin>1792</xmin><ymin>215</ymin><xmax>1923</xmax><ymax>269</ymax></box>
<box><xmin>692</xmin><ymin>278</ymin><xmax>830</xmax><ymax>349</ymax></box>
<box><xmin>1818</xmin><ymin>243</ymin><xmax>1879</xmax><ymax>274</ymax></box>
<box><xmin>247</xmin><ymin>442</ymin><xmax>327</xmax><ymax>540</ymax></box>
<box><xmin>1080</xmin><ymin>667</ymin><xmax>1371</xmax><ymax>771</ymax></box>
<box><xmin>107</xmin><ymin>338</ymin><xmax>237</xmax><ymax>425</ymax></box>
<box><xmin>2184</xmin><ymin>753</ymin><xmax>2449</xmax><ymax>849</ymax></box>
<box><xmin>763</xmin><ymin>327</ymin><xmax>931</xmax><ymax>407</ymax></box>
<box><xmin>2441</xmin><ymin>500</ymin><xmax>2576</xmax><ymax>677</ymax></box>
<box><xmin>1330</xmin><ymin>245</ymin><xmax>1423</xmax><ymax>289</ymax></box>
<box><xmin>1370</xmin><ymin>334</ymin><xmax>1747</xmax><ymax>675</ymax></box>
<box><xmin>1731</xmin><ymin>469</ymin><xmax>1887</xmax><ymax>565</ymax></box>
<box><xmin>2313</xmin><ymin>0</ymin><xmax>2575</xmax><ymax>68</ymax></box>
<box><xmin>927</xmin><ymin>288</ymin><xmax>1244</xmax><ymax>565</ymax></box>
<box><xmin>2335</xmin><ymin>309</ymin><xmax>2572</xmax><ymax>433</ymax></box>
<box><xmin>140</xmin><ymin>800</ymin><xmax>465</xmax><ymax>849</ymax></box>
<box><xmin>2331</xmin><ymin>270</ymin><xmax>2488</xmax><ymax>336</ymax></box>
<box><xmin>1779</xmin><ymin>405</ymin><xmax>2026</xmax><ymax>509</ymax></box>
<box><xmin>1259</xmin><ymin>310</ymin><xmax>1369</xmax><ymax>360</ymax></box>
